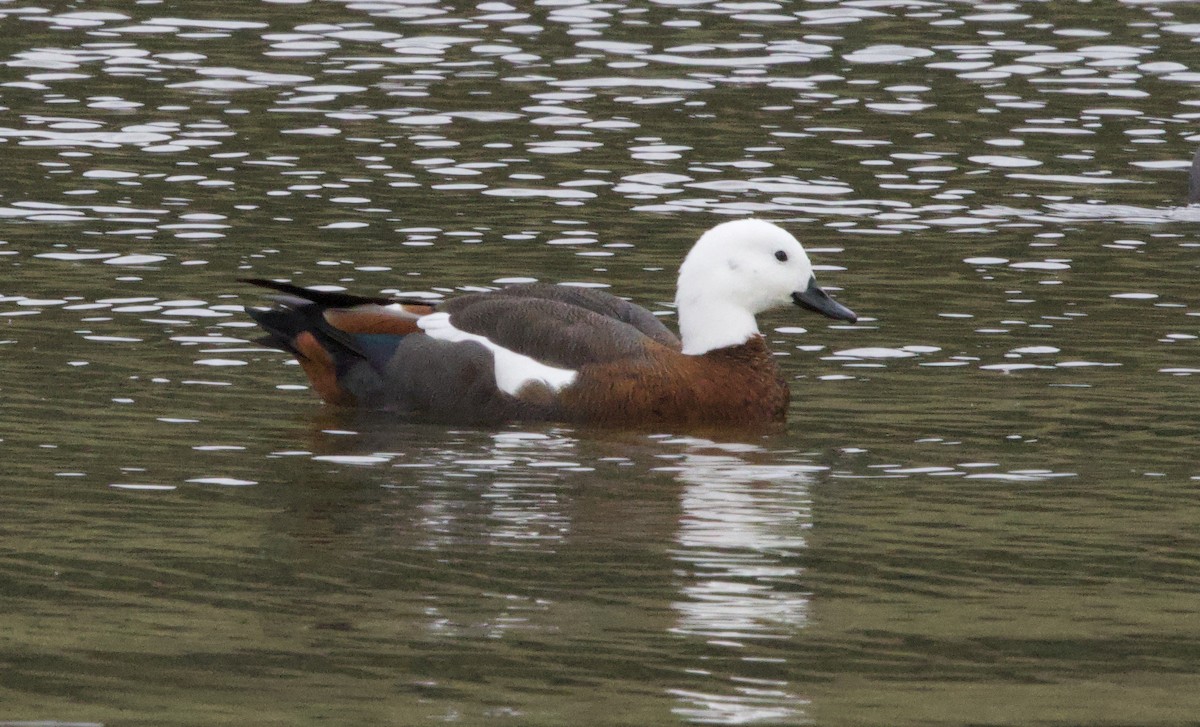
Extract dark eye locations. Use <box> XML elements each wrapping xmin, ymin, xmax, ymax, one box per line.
<box><xmin>774</xmin><ymin>250</ymin><xmax>788</xmax><ymax>262</ymax></box>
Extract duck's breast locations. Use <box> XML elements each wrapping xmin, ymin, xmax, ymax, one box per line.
<box><xmin>563</xmin><ymin>336</ymin><xmax>789</xmax><ymax>426</ymax></box>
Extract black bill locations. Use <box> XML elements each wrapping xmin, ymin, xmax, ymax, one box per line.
<box><xmin>792</xmin><ymin>278</ymin><xmax>857</xmax><ymax>323</ymax></box>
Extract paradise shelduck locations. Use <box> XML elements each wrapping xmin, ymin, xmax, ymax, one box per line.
<box><xmin>242</xmin><ymin>218</ymin><xmax>857</xmax><ymax>427</ymax></box>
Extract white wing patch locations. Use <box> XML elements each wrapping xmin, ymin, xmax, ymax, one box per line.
<box><xmin>418</xmin><ymin>312</ymin><xmax>578</xmax><ymax>397</ymax></box>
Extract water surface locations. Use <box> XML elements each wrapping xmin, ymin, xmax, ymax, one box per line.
<box><xmin>3</xmin><ymin>1</ymin><xmax>1200</xmax><ymax>724</ymax></box>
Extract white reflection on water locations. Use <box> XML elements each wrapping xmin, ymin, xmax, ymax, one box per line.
<box><xmin>667</xmin><ymin>447</ymin><xmax>815</xmax><ymax>640</ymax></box>
<box><xmin>402</xmin><ymin>430</ymin><xmax>579</xmax><ymax>553</ymax></box>
<box><xmin>984</xmin><ymin>202</ymin><xmax>1200</xmax><ymax>224</ymax></box>
<box><xmin>662</xmin><ymin>438</ymin><xmax>820</xmax><ymax>725</ymax></box>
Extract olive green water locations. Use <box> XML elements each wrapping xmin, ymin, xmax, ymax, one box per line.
<box><xmin>3</xmin><ymin>1</ymin><xmax>1200</xmax><ymax>725</ymax></box>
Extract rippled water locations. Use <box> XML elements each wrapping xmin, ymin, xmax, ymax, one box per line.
<box><xmin>4</xmin><ymin>1</ymin><xmax>1200</xmax><ymax>724</ymax></box>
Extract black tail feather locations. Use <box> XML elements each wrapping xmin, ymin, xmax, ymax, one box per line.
<box><xmin>245</xmin><ymin>305</ymin><xmax>314</xmax><ymax>357</ymax></box>
<box><xmin>240</xmin><ymin>277</ymin><xmax>394</xmax><ymax>308</ymax></box>
<box><xmin>242</xmin><ymin>278</ymin><xmax>438</xmax><ymax>385</ymax></box>
<box><xmin>240</xmin><ymin>277</ymin><xmax>443</xmax><ymax>308</ymax></box>
<box><xmin>244</xmin><ymin>296</ymin><xmax>370</xmax><ymax>365</ymax></box>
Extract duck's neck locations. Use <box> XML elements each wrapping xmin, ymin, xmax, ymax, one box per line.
<box><xmin>678</xmin><ymin>298</ymin><xmax>760</xmax><ymax>356</ymax></box>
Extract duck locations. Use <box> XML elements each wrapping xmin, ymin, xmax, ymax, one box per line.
<box><xmin>242</xmin><ymin>218</ymin><xmax>857</xmax><ymax>427</ymax></box>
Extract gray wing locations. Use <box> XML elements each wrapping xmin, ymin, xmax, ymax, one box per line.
<box><xmin>440</xmin><ymin>286</ymin><xmax>679</xmax><ymax>371</ymax></box>
<box><xmin>485</xmin><ymin>283</ymin><xmax>680</xmax><ymax>348</ymax></box>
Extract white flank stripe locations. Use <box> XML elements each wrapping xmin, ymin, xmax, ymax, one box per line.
<box><xmin>418</xmin><ymin>312</ymin><xmax>577</xmax><ymax>396</ymax></box>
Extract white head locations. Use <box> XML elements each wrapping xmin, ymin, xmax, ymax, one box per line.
<box><xmin>675</xmin><ymin>218</ymin><xmax>856</xmax><ymax>355</ymax></box>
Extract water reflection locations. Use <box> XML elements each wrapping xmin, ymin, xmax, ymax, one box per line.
<box><xmin>665</xmin><ymin>440</ymin><xmax>818</xmax><ymax>724</ymax></box>
<box><xmin>669</xmin><ymin>446</ymin><xmax>814</xmax><ymax>643</ymax></box>
<box><xmin>293</xmin><ymin>424</ymin><xmax>824</xmax><ymax>724</ymax></box>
